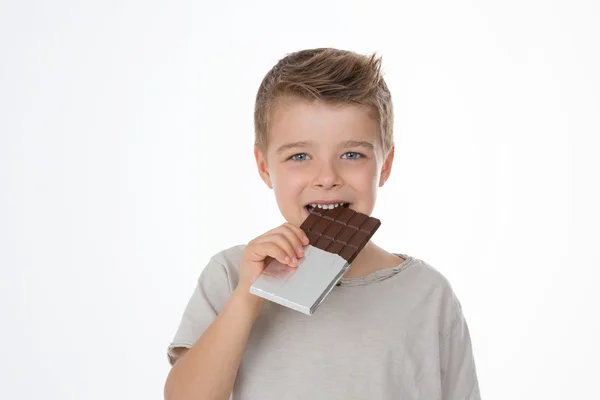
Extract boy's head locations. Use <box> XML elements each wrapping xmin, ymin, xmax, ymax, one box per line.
<box><xmin>253</xmin><ymin>48</ymin><xmax>395</xmax><ymax>227</ymax></box>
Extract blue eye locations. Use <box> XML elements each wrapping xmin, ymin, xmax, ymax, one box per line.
<box><xmin>342</xmin><ymin>152</ymin><xmax>363</xmax><ymax>159</ymax></box>
<box><xmin>290</xmin><ymin>153</ymin><xmax>309</xmax><ymax>161</ymax></box>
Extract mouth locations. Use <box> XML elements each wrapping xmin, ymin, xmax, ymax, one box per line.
<box><xmin>304</xmin><ymin>202</ymin><xmax>351</xmax><ymax>213</ymax></box>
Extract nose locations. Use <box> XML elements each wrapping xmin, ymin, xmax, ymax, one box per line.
<box><xmin>312</xmin><ymin>160</ymin><xmax>342</xmax><ymax>189</ymax></box>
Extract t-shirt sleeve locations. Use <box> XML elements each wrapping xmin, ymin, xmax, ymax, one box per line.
<box><xmin>167</xmin><ymin>258</ymin><xmax>233</xmax><ymax>366</ymax></box>
<box><xmin>439</xmin><ymin>300</ymin><xmax>482</xmax><ymax>400</ymax></box>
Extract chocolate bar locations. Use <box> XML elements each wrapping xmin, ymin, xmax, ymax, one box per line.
<box><xmin>300</xmin><ymin>206</ymin><xmax>381</xmax><ymax>264</ymax></box>
<box><xmin>249</xmin><ymin>207</ymin><xmax>381</xmax><ymax>315</ymax></box>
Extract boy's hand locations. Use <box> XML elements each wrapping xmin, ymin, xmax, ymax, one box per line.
<box><xmin>236</xmin><ymin>223</ymin><xmax>310</xmax><ymax>294</ymax></box>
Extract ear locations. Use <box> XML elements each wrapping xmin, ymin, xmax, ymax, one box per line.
<box><xmin>254</xmin><ymin>146</ymin><xmax>273</xmax><ymax>189</ymax></box>
<box><xmin>378</xmin><ymin>145</ymin><xmax>395</xmax><ymax>187</ymax></box>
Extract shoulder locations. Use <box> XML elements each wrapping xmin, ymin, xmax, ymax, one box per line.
<box><xmin>208</xmin><ymin>244</ymin><xmax>246</xmax><ymax>270</ymax></box>
<box><xmin>398</xmin><ymin>254</ymin><xmax>465</xmax><ymax>332</ymax></box>
<box><xmin>399</xmin><ymin>254</ymin><xmax>455</xmax><ymax>294</ymax></box>
<box><xmin>198</xmin><ymin>244</ymin><xmax>246</xmax><ymax>287</ymax></box>
<box><xmin>190</xmin><ymin>245</ymin><xmax>245</xmax><ymax>290</ymax></box>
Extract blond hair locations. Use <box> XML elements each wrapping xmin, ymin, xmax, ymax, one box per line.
<box><xmin>254</xmin><ymin>48</ymin><xmax>394</xmax><ymax>155</ymax></box>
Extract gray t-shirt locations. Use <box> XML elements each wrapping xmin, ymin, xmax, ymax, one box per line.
<box><xmin>168</xmin><ymin>245</ymin><xmax>481</xmax><ymax>400</ymax></box>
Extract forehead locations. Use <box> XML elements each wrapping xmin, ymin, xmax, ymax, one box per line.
<box><xmin>268</xmin><ymin>98</ymin><xmax>380</xmax><ymax>147</ymax></box>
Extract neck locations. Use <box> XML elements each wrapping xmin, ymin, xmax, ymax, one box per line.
<box><xmin>345</xmin><ymin>241</ymin><xmax>378</xmax><ymax>274</ymax></box>
<box><xmin>342</xmin><ymin>241</ymin><xmax>404</xmax><ymax>279</ymax></box>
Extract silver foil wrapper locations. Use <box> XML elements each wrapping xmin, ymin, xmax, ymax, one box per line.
<box><xmin>249</xmin><ymin>245</ymin><xmax>349</xmax><ymax>315</ymax></box>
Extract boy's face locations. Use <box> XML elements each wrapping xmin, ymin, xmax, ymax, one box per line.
<box><xmin>254</xmin><ymin>97</ymin><xmax>394</xmax><ymax>227</ymax></box>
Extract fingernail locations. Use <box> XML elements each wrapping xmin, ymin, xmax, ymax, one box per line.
<box><xmin>297</xmin><ymin>247</ymin><xmax>304</xmax><ymax>256</ymax></box>
<box><xmin>291</xmin><ymin>257</ymin><xmax>298</xmax><ymax>264</ymax></box>
<box><xmin>285</xmin><ymin>256</ymin><xmax>291</xmax><ymax>263</ymax></box>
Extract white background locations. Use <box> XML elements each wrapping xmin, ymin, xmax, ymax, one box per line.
<box><xmin>1</xmin><ymin>0</ymin><xmax>598</xmax><ymax>399</ymax></box>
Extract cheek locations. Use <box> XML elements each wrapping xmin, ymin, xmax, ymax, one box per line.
<box><xmin>272</xmin><ymin>166</ymin><xmax>305</xmax><ymax>193</ymax></box>
<box><xmin>347</xmin><ymin>163</ymin><xmax>379</xmax><ymax>187</ymax></box>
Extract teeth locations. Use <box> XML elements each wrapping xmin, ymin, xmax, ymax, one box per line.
<box><xmin>308</xmin><ymin>202</ymin><xmax>347</xmax><ymax>210</ymax></box>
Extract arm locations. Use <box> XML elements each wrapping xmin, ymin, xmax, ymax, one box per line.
<box><xmin>164</xmin><ymin>285</ymin><xmax>266</xmax><ymax>400</ymax></box>
<box><xmin>164</xmin><ymin>223</ymin><xmax>307</xmax><ymax>400</ymax></box>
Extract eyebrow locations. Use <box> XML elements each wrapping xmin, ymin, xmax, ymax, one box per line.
<box><xmin>275</xmin><ymin>139</ymin><xmax>375</xmax><ymax>155</ymax></box>
<box><xmin>341</xmin><ymin>140</ymin><xmax>375</xmax><ymax>151</ymax></box>
<box><xmin>275</xmin><ymin>141</ymin><xmax>312</xmax><ymax>155</ymax></box>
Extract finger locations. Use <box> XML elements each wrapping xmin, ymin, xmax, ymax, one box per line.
<box><xmin>248</xmin><ymin>241</ymin><xmax>292</xmax><ymax>266</ymax></box>
<box><xmin>276</xmin><ymin>224</ymin><xmax>308</xmax><ymax>258</ymax></box>
<box><xmin>282</xmin><ymin>223</ymin><xmax>310</xmax><ymax>246</ymax></box>
<box><xmin>287</xmin><ymin>222</ymin><xmax>310</xmax><ymax>246</ymax></box>
<box><xmin>253</xmin><ymin>234</ymin><xmax>298</xmax><ymax>266</ymax></box>
<box><xmin>253</xmin><ymin>234</ymin><xmax>299</xmax><ymax>266</ymax></box>
<box><xmin>261</xmin><ymin>223</ymin><xmax>309</xmax><ymax>246</ymax></box>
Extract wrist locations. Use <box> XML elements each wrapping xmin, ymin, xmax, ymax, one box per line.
<box><xmin>232</xmin><ymin>284</ymin><xmax>266</xmax><ymax>313</ymax></box>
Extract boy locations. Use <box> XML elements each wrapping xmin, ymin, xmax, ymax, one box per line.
<box><xmin>164</xmin><ymin>48</ymin><xmax>481</xmax><ymax>400</ymax></box>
